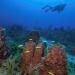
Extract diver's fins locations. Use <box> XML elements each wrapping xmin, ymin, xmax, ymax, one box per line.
<box><xmin>44</xmin><ymin>6</ymin><xmax>53</xmax><ymax>12</ymax></box>
<box><xmin>42</xmin><ymin>5</ymin><xmax>50</xmax><ymax>9</ymax></box>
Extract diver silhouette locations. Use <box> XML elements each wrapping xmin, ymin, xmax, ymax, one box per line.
<box><xmin>42</xmin><ymin>4</ymin><xmax>66</xmax><ymax>13</ymax></box>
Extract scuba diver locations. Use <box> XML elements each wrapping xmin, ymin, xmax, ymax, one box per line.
<box><xmin>42</xmin><ymin>4</ymin><xmax>67</xmax><ymax>12</ymax></box>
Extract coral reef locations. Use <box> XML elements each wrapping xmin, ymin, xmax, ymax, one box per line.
<box><xmin>20</xmin><ymin>40</ymin><xmax>67</xmax><ymax>75</ymax></box>
<box><xmin>0</xmin><ymin>27</ymin><xmax>8</xmax><ymax>66</ymax></box>
<box><xmin>0</xmin><ymin>26</ymin><xmax>74</xmax><ymax>75</ymax></box>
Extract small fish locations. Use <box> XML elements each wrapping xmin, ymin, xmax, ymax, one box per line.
<box><xmin>51</xmin><ymin>41</ymin><xmax>55</xmax><ymax>43</ymax></box>
<box><xmin>0</xmin><ymin>27</ymin><xmax>6</xmax><ymax>31</ymax></box>
<box><xmin>2</xmin><ymin>28</ymin><xmax>6</xmax><ymax>31</ymax></box>
<box><xmin>43</xmin><ymin>40</ymin><xmax>47</xmax><ymax>43</ymax></box>
<box><xmin>48</xmin><ymin>71</ymin><xmax>54</xmax><ymax>75</ymax></box>
<box><xmin>35</xmin><ymin>46</ymin><xmax>41</xmax><ymax>49</ymax></box>
<box><xmin>25</xmin><ymin>51</ymin><xmax>31</xmax><ymax>53</ymax></box>
<box><xmin>29</xmin><ymin>38</ymin><xmax>33</xmax><ymax>41</ymax></box>
<box><xmin>18</xmin><ymin>45</ymin><xmax>23</xmax><ymax>48</ymax></box>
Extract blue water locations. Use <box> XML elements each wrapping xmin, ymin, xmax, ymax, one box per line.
<box><xmin>0</xmin><ymin>0</ymin><xmax>75</xmax><ymax>28</ymax></box>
